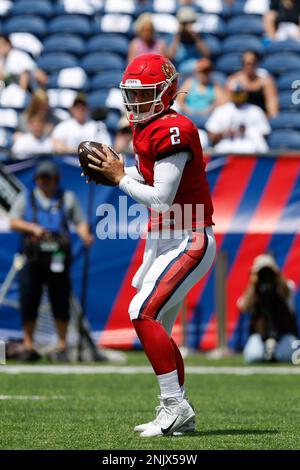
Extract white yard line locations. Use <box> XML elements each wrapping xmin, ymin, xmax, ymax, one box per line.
<box><xmin>0</xmin><ymin>395</ymin><xmax>65</xmax><ymax>400</ymax></box>
<box><xmin>0</xmin><ymin>365</ymin><xmax>299</xmax><ymax>375</ymax></box>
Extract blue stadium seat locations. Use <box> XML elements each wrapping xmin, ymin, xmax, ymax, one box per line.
<box><xmin>0</xmin><ymin>128</ymin><xmax>13</xmax><ymax>149</ymax></box>
<box><xmin>88</xmin><ymin>90</ymin><xmax>109</xmax><ymax>109</ymax></box>
<box><xmin>202</xmin><ymin>35</ymin><xmax>221</xmax><ymax>57</ymax></box>
<box><xmin>222</xmin><ymin>0</ymin><xmax>246</xmax><ymax>17</ymax></box>
<box><xmin>4</xmin><ymin>15</ymin><xmax>47</xmax><ymax>37</ymax></box>
<box><xmin>279</xmin><ymin>90</ymin><xmax>300</xmax><ymax>111</ymax></box>
<box><xmin>227</xmin><ymin>15</ymin><xmax>264</xmax><ymax>35</ymax></box>
<box><xmin>268</xmin><ymin>129</ymin><xmax>300</xmax><ymax>150</ymax></box>
<box><xmin>261</xmin><ymin>53</ymin><xmax>300</xmax><ymax>75</ymax></box>
<box><xmin>9</xmin><ymin>1</ymin><xmax>54</xmax><ymax>18</ymax></box>
<box><xmin>43</xmin><ymin>34</ymin><xmax>86</xmax><ymax>56</ymax></box>
<box><xmin>270</xmin><ymin>112</ymin><xmax>300</xmax><ymax>130</ymax></box>
<box><xmin>195</xmin><ymin>14</ymin><xmax>227</xmax><ymax>37</ymax></box>
<box><xmin>186</xmin><ymin>114</ymin><xmax>208</xmax><ymax>129</ymax></box>
<box><xmin>215</xmin><ymin>53</ymin><xmax>242</xmax><ymax>74</ymax></box>
<box><xmin>86</xmin><ymin>34</ymin><xmax>129</xmax><ymax>57</ymax></box>
<box><xmin>266</xmin><ymin>39</ymin><xmax>300</xmax><ymax>55</ymax></box>
<box><xmin>91</xmin><ymin>71</ymin><xmax>123</xmax><ymax>90</ymax></box>
<box><xmin>81</xmin><ymin>53</ymin><xmax>125</xmax><ymax>74</ymax></box>
<box><xmin>222</xmin><ymin>34</ymin><xmax>264</xmax><ymax>55</ymax></box>
<box><xmin>105</xmin><ymin>110</ymin><xmax>121</xmax><ymax>133</ymax></box>
<box><xmin>37</xmin><ymin>53</ymin><xmax>78</xmax><ymax>73</ymax></box>
<box><xmin>48</xmin><ymin>15</ymin><xmax>92</xmax><ymax>37</ymax></box>
<box><xmin>277</xmin><ymin>72</ymin><xmax>300</xmax><ymax>91</ymax></box>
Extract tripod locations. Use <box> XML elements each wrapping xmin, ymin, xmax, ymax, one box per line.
<box><xmin>0</xmin><ymin>253</ymin><xmax>105</xmax><ymax>361</ymax></box>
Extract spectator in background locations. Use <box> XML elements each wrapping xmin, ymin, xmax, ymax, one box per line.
<box><xmin>227</xmin><ymin>51</ymin><xmax>279</xmax><ymax>118</ymax></box>
<box><xmin>0</xmin><ymin>34</ymin><xmax>47</xmax><ymax>90</ymax></box>
<box><xmin>114</xmin><ymin>115</ymin><xmax>134</xmax><ymax>156</ymax></box>
<box><xmin>52</xmin><ymin>93</ymin><xmax>111</xmax><ymax>153</ymax></box>
<box><xmin>18</xmin><ymin>89</ymin><xmax>61</xmax><ymax>135</ymax></box>
<box><xmin>10</xmin><ymin>161</ymin><xmax>93</xmax><ymax>361</ymax></box>
<box><xmin>177</xmin><ymin>58</ymin><xmax>226</xmax><ymax>116</ymax></box>
<box><xmin>205</xmin><ymin>81</ymin><xmax>271</xmax><ymax>153</ymax></box>
<box><xmin>128</xmin><ymin>13</ymin><xmax>167</xmax><ymax>63</ymax></box>
<box><xmin>238</xmin><ymin>254</ymin><xmax>298</xmax><ymax>363</ymax></box>
<box><xmin>264</xmin><ymin>0</ymin><xmax>300</xmax><ymax>40</ymax></box>
<box><xmin>12</xmin><ymin>113</ymin><xmax>53</xmax><ymax>158</ymax></box>
<box><xmin>168</xmin><ymin>7</ymin><xmax>210</xmax><ymax>69</ymax></box>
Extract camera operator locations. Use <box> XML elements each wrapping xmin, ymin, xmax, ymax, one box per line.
<box><xmin>10</xmin><ymin>161</ymin><xmax>93</xmax><ymax>361</ymax></box>
<box><xmin>238</xmin><ymin>254</ymin><xmax>298</xmax><ymax>363</ymax></box>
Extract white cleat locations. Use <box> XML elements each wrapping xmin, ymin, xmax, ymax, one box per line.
<box><xmin>134</xmin><ymin>394</ymin><xmax>196</xmax><ymax>436</ymax></box>
<box><xmin>134</xmin><ymin>399</ymin><xmax>165</xmax><ymax>433</ymax></box>
<box><xmin>139</xmin><ymin>397</ymin><xmax>195</xmax><ymax>438</ymax></box>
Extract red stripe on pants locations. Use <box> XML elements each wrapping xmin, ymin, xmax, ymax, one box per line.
<box><xmin>140</xmin><ymin>230</ymin><xmax>208</xmax><ymax>320</ymax></box>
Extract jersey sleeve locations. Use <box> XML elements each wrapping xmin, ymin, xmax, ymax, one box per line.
<box><xmin>151</xmin><ymin>116</ymin><xmax>194</xmax><ymax>161</ymax></box>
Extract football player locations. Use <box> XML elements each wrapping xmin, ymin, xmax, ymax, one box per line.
<box><xmin>85</xmin><ymin>54</ymin><xmax>216</xmax><ymax>437</ymax></box>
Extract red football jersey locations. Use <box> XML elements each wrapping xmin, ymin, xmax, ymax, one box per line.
<box><xmin>131</xmin><ymin>110</ymin><xmax>214</xmax><ymax>230</ymax></box>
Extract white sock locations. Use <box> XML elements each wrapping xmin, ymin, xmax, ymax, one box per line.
<box><xmin>180</xmin><ymin>385</ymin><xmax>186</xmax><ymax>396</ymax></box>
<box><xmin>157</xmin><ymin>370</ymin><xmax>183</xmax><ymax>401</ymax></box>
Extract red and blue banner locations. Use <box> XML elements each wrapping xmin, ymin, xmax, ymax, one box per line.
<box><xmin>0</xmin><ymin>155</ymin><xmax>299</xmax><ymax>350</ymax></box>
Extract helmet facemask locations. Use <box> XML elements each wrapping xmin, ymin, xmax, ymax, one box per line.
<box><xmin>120</xmin><ymin>76</ymin><xmax>177</xmax><ymax>123</ymax></box>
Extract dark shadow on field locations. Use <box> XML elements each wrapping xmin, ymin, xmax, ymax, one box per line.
<box><xmin>175</xmin><ymin>429</ymin><xmax>278</xmax><ymax>438</ymax></box>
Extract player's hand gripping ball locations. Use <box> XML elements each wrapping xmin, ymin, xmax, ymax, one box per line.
<box><xmin>78</xmin><ymin>141</ymin><xmax>123</xmax><ymax>186</ymax></box>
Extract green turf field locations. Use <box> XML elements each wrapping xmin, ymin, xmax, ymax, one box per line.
<box><xmin>0</xmin><ymin>352</ymin><xmax>299</xmax><ymax>450</ymax></box>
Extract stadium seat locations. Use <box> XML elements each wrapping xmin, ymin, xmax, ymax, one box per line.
<box><xmin>0</xmin><ymin>108</ymin><xmax>19</xmax><ymax>130</ymax></box>
<box><xmin>151</xmin><ymin>13</ymin><xmax>179</xmax><ymax>34</ymax></box>
<box><xmin>48</xmin><ymin>15</ymin><xmax>92</xmax><ymax>37</ymax></box>
<box><xmin>99</xmin><ymin>14</ymin><xmax>133</xmax><ymax>35</ymax></box>
<box><xmin>277</xmin><ymin>72</ymin><xmax>300</xmax><ymax>91</ymax></box>
<box><xmin>222</xmin><ymin>34</ymin><xmax>264</xmax><ymax>55</ymax></box>
<box><xmin>261</xmin><ymin>53</ymin><xmax>300</xmax><ymax>75</ymax></box>
<box><xmin>186</xmin><ymin>114</ymin><xmax>208</xmax><ymax>129</ymax></box>
<box><xmin>0</xmin><ymin>84</ymin><xmax>30</xmax><ymax>110</ymax></box>
<box><xmin>194</xmin><ymin>13</ymin><xmax>227</xmax><ymax>36</ymax></box>
<box><xmin>47</xmin><ymin>67</ymin><xmax>89</xmax><ymax>90</ymax></box>
<box><xmin>0</xmin><ymin>128</ymin><xmax>13</xmax><ymax>149</ymax></box>
<box><xmin>88</xmin><ymin>90</ymin><xmax>109</xmax><ymax>110</ymax></box>
<box><xmin>269</xmin><ymin>112</ymin><xmax>300</xmax><ymax>130</ymax></box>
<box><xmin>103</xmin><ymin>0</ymin><xmax>137</xmax><ymax>15</ymax></box>
<box><xmin>47</xmin><ymin>88</ymin><xmax>77</xmax><ymax>109</ymax></box>
<box><xmin>268</xmin><ymin>129</ymin><xmax>300</xmax><ymax>150</ymax></box>
<box><xmin>43</xmin><ymin>34</ymin><xmax>86</xmax><ymax>57</ymax></box>
<box><xmin>215</xmin><ymin>53</ymin><xmax>242</xmax><ymax>74</ymax></box>
<box><xmin>9</xmin><ymin>0</ymin><xmax>54</xmax><ymax>18</ymax></box>
<box><xmin>86</xmin><ymin>34</ymin><xmax>129</xmax><ymax>58</ymax></box>
<box><xmin>227</xmin><ymin>15</ymin><xmax>264</xmax><ymax>35</ymax></box>
<box><xmin>37</xmin><ymin>53</ymin><xmax>78</xmax><ymax>73</ymax></box>
<box><xmin>4</xmin><ymin>15</ymin><xmax>47</xmax><ymax>37</ymax></box>
<box><xmin>152</xmin><ymin>0</ymin><xmax>176</xmax><ymax>14</ymax></box>
<box><xmin>105</xmin><ymin>110</ymin><xmax>122</xmax><ymax>133</ymax></box>
<box><xmin>53</xmin><ymin>0</ymin><xmax>101</xmax><ymax>16</ymax></box>
<box><xmin>9</xmin><ymin>32</ymin><xmax>43</xmax><ymax>57</ymax></box>
<box><xmin>81</xmin><ymin>53</ymin><xmax>125</xmax><ymax>74</ymax></box>
<box><xmin>278</xmin><ymin>90</ymin><xmax>300</xmax><ymax>111</ymax></box>
<box><xmin>91</xmin><ymin>71</ymin><xmax>123</xmax><ymax>91</ymax></box>
<box><xmin>266</xmin><ymin>39</ymin><xmax>300</xmax><ymax>55</ymax></box>
<box><xmin>203</xmin><ymin>35</ymin><xmax>221</xmax><ymax>57</ymax></box>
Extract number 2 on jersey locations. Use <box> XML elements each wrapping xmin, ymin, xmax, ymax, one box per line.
<box><xmin>170</xmin><ymin>127</ymin><xmax>181</xmax><ymax>145</ymax></box>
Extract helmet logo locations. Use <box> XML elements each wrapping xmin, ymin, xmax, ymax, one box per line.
<box><xmin>162</xmin><ymin>63</ymin><xmax>173</xmax><ymax>80</ymax></box>
<box><xmin>125</xmin><ymin>79</ymin><xmax>142</xmax><ymax>86</ymax></box>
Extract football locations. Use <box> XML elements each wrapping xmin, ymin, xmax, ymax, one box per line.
<box><xmin>78</xmin><ymin>141</ymin><xmax>120</xmax><ymax>186</ymax></box>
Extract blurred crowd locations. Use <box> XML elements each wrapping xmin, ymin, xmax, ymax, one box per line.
<box><xmin>0</xmin><ymin>0</ymin><xmax>300</xmax><ymax>156</ymax></box>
